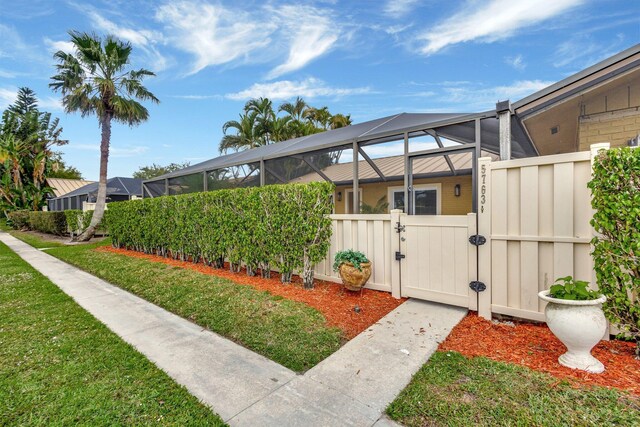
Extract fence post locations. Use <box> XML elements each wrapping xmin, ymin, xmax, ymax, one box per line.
<box><xmin>477</xmin><ymin>156</ymin><xmax>493</xmax><ymax>320</ymax></box>
<box><xmin>390</xmin><ymin>209</ymin><xmax>403</xmax><ymax>299</ymax></box>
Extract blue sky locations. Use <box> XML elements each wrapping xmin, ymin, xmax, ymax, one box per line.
<box><xmin>0</xmin><ymin>0</ymin><xmax>638</xmax><ymax>180</ymax></box>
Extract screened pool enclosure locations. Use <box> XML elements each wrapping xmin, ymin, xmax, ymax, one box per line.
<box><xmin>144</xmin><ymin>111</ymin><xmax>536</xmax><ymax>214</ymax></box>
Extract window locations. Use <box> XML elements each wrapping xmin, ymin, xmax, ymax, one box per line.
<box><xmin>388</xmin><ymin>184</ymin><xmax>441</xmax><ymax>215</ymax></box>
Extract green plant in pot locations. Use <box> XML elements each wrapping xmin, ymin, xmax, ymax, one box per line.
<box><xmin>538</xmin><ymin>276</ymin><xmax>607</xmax><ymax>373</ymax></box>
<box><xmin>333</xmin><ymin>249</ymin><xmax>372</xmax><ymax>291</ymax></box>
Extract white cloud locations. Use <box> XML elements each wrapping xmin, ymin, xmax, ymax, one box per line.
<box><xmin>416</xmin><ymin>0</ymin><xmax>585</xmax><ymax>55</ymax></box>
<box><xmin>155</xmin><ymin>1</ymin><xmax>342</xmax><ymax>78</ymax></box>
<box><xmin>226</xmin><ymin>78</ymin><xmax>371</xmax><ymax>101</ymax></box>
<box><xmin>505</xmin><ymin>54</ymin><xmax>526</xmax><ymax>70</ymax></box>
<box><xmin>73</xmin><ymin>5</ymin><xmax>168</xmax><ymax>71</ymax></box>
<box><xmin>266</xmin><ymin>5</ymin><xmax>340</xmax><ymax>79</ymax></box>
<box><xmin>0</xmin><ymin>87</ymin><xmax>18</xmax><ymax>109</ymax></box>
<box><xmin>156</xmin><ymin>1</ymin><xmax>275</xmax><ymax>75</ymax></box>
<box><xmin>552</xmin><ymin>34</ymin><xmax>625</xmax><ymax>68</ymax></box>
<box><xmin>72</xmin><ymin>143</ymin><xmax>149</xmax><ymax>158</ymax></box>
<box><xmin>0</xmin><ymin>86</ymin><xmax>63</xmax><ymax>111</ymax></box>
<box><xmin>442</xmin><ymin>80</ymin><xmax>553</xmax><ymax>109</ymax></box>
<box><xmin>384</xmin><ymin>0</ymin><xmax>420</xmax><ymax>18</ymax></box>
<box><xmin>43</xmin><ymin>37</ymin><xmax>75</xmax><ymax>54</ymax></box>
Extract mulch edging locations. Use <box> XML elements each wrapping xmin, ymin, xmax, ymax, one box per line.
<box><xmin>96</xmin><ymin>246</ymin><xmax>406</xmax><ymax>339</ymax></box>
<box><xmin>440</xmin><ymin>313</ymin><xmax>640</xmax><ymax>395</ymax></box>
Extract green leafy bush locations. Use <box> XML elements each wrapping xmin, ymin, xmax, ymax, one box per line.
<box><xmin>65</xmin><ymin>210</ymin><xmax>94</xmax><ymax>236</ymax></box>
<box><xmin>106</xmin><ymin>182</ymin><xmax>334</xmax><ymax>288</ymax></box>
<box><xmin>333</xmin><ymin>249</ymin><xmax>370</xmax><ymax>272</ymax></box>
<box><xmin>7</xmin><ymin>210</ymin><xmax>31</xmax><ymax>229</ymax></box>
<box><xmin>27</xmin><ymin>211</ymin><xmax>67</xmax><ymax>235</ymax></box>
<box><xmin>589</xmin><ymin>147</ymin><xmax>639</xmax><ymax>356</ymax></box>
<box><xmin>549</xmin><ymin>276</ymin><xmax>601</xmax><ymax>300</ymax></box>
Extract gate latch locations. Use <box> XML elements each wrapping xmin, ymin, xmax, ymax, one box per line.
<box><xmin>469</xmin><ymin>234</ymin><xmax>486</xmax><ymax>246</ymax></box>
<box><xmin>395</xmin><ymin>251</ymin><xmax>406</xmax><ymax>261</ymax></box>
<box><xmin>394</xmin><ymin>222</ymin><xmax>405</xmax><ymax>233</ymax></box>
<box><xmin>469</xmin><ymin>281</ymin><xmax>486</xmax><ymax>292</ymax></box>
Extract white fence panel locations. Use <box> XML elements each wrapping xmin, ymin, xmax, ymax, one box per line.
<box><xmin>314</xmin><ymin>214</ymin><xmax>393</xmax><ymax>292</ymax></box>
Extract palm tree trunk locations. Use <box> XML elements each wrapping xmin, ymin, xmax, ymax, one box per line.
<box><xmin>77</xmin><ymin>113</ymin><xmax>111</xmax><ymax>241</ymax></box>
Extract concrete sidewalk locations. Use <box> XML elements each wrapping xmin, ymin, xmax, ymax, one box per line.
<box><xmin>1</xmin><ymin>232</ymin><xmax>466</xmax><ymax>426</ymax></box>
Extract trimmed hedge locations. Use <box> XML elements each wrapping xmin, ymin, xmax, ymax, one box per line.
<box><xmin>7</xmin><ymin>210</ymin><xmax>31</xmax><ymax>229</ymax></box>
<box><xmin>106</xmin><ymin>182</ymin><xmax>334</xmax><ymax>288</ymax></box>
<box><xmin>65</xmin><ymin>210</ymin><xmax>94</xmax><ymax>236</ymax></box>
<box><xmin>27</xmin><ymin>211</ymin><xmax>67</xmax><ymax>235</ymax></box>
<box><xmin>589</xmin><ymin>147</ymin><xmax>640</xmax><ymax>356</ymax></box>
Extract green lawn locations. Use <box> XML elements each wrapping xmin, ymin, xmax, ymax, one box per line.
<box><xmin>387</xmin><ymin>351</ymin><xmax>640</xmax><ymax>427</ymax></box>
<box><xmin>0</xmin><ymin>241</ymin><xmax>224</xmax><ymax>426</ymax></box>
<box><xmin>0</xmin><ymin>219</ymin><xmax>65</xmax><ymax>248</ymax></box>
<box><xmin>46</xmin><ymin>241</ymin><xmax>343</xmax><ymax>372</ymax></box>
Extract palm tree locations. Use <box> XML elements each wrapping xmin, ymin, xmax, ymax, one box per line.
<box><xmin>304</xmin><ymin>106</ymin><xmax>332</xmax><ymax>130</ymax></box>
<box><xmin>244</xmin><ymin>97</ymin><xmax>275</xmax><ymax>145</ymax></box>
<box><xmin>278</xmin><ymin>97</ymin><xmax>308</xmax><ymax>121</ymax></box>
<box><xmin>220</xmin><ymin>111</ymin><xmax>262</xmax><ymax>153</ymax></box>
<box><xmin>50</xmin><ymin>31</ymin><xmax>158</xmax><ymax>241</ymax></box>
<box><xmin>330</xmin><ymin>113</ymin><xmax>352</xmax><ymax>129</ymax></box>
<box><xmin>269</xmin><ymin>116</ymin><xmax>292</xmax><ymax>142</ymax></box>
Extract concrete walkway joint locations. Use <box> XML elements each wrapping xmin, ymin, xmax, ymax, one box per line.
<box><xmin>0</xmin><ymin>232</ymin><xmax>467</xmax><ymax>426</ymax></box>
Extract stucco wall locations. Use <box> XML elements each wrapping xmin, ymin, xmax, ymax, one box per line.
<box><xmin>333</xmin><ymin>175</ymin><xmax>472</xmax><ymax>215</ymax></box>
<box><xmin>578</xmin><ymin>108</ymin><xmax>640</xmax><ymax>151</ymax></box>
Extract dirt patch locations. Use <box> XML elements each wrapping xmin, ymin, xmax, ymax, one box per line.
<box><xmin>13</xmin><ymin>229</ymin><xmax>107</xmax><ymax>246</ymax></box>
<box><xmin>441</xmin><ymin>313</ymin><xmax>640</xmax><ymax>395</ymax></box>
<box><xmin>97</xmin><ymin>246</ymin><xmax>406</xmax><ymax>339</ymax></box>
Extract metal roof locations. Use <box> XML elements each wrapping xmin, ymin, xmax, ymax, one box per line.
<box><xmin>290</xmin><ymin>151</ymin><xmax>499</xmax><ymax>184</ymax></box>
<box><xmin>146</xmin><ymin>111</ymin><xmax>536</xmax><ymax>183</ymax></box>
<box><xmin>46</xmin><ymin>178</ymin><xmax>95</xmax><ymax>197</ymax></box>
<box><xmin>50</xmin><ymin>177</ymin><xmax>143</xmax><ymax>200</ymax></box>
<box><xmin>513</xmin><ymin>43</ymin><xmax>640</xmax><ymax>111</ymax></box>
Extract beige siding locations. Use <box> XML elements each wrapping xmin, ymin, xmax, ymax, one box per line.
<box><xmin>578</xmin><ymin>109</ymin><xmax>640</xmax><ymax>151</ymax></box>
<box><xmin>333</xmin><ymin>175</ymin><xmax>473</xmax><ymax>215</ymax></box>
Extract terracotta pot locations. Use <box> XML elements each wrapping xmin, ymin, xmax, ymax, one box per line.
<box><xmin>538</xmin><ymin>290</ymin><xmax>608</xmax><ymax>373</ymax></box>
<box><xmin>338</xmin><ymin>262</ymin><xmax>372</xmax><ymax>291</ymax></box>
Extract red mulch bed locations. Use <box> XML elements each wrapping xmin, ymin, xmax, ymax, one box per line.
<box><xmin>96</xmin><ymin>247</ymin><xmax>405</xmax><ymax>339</ymax></box>
<box><xmin>440</xmin><ymin>313</ymin><xmax>640</xmax><ymax>395</ymax></box>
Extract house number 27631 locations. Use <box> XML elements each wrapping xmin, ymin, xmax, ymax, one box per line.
<box><xmin>480</xmin><ymin>164</ymin><xmax>487</xmax><ymax>213</ymax></box>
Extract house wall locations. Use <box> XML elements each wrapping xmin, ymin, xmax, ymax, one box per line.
<box><xmin>578</xmin><ymin>108</ymin><xmax>640</xmax><ymax>151</ymax></box>
<box><xmin>333</xmin><ymin>175</ymin><xmax>472</xmax><ymax>215</ymax></box>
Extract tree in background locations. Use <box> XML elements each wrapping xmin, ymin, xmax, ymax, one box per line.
<box><xmin>49</xmin><ymin>152</ymin><xmax>83</xmax><ymax>179</ymax></box>
<box><xmin>219</xmin><ymin>97</ymin><xmax>352</xmax><ymax>153</ymax></box>
<box><xmin>0</xmin><ymin>87</ymin><xmax>68</xmax><ymax>215</ymax></box>
<box><xmin>133</xmin><ymin>162</ymin><xmax>191</xmax><ymax>180</ymax></box>
<box><xmin>50</xmin><ymin>31</ymin><xmax>159</xmax><ymax>241</ymax></box>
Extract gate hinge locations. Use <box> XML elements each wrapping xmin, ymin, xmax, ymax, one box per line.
<box><xmin>395</xmin><ymin>251</ymin><xmax>406</xmax><ymax>261</ymax></box>
<box><xmin>469</xmin><ymin>281</ymin><xmax>486</xmax><ymax>292</ymax></box>
<box><xmin>394</xmin><ymin>222</ymin><xmax>405</xmax><ymax>233</ymax></box>
<box><xmin>469</xmin><ymin>234</ymin><xmax>486</xmax><ymax>246</ymax></box>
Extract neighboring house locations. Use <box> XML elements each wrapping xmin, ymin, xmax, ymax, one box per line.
<box><xmin>47</xmin><ymin>177</ymin><xmax>143</xmax><ymax>211</ymax></box>
<box><xmin>46</xmin><ymin>178</ymin><xmax>95</xmax><ymax>198</ymax></box>
<box><xmin>142</xmin><ymin>44</ymin><xmax>640</xmax><ymax>217</ymax></box>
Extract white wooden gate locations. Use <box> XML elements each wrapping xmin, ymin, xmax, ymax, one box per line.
<box><xmin>399</xmin><ymin>213</ymin><xmax>478</xmax><ymax>310</ymax></box>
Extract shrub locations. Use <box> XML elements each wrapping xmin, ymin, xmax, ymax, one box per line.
<box><xmin>27</xmin><ymin>211</ymin><xmax>67</xmax><ymax>235</ymax></box>
<box><xmin>589</xmin><ymin>147</ymin><xmax>639</xmax><ymax>357</ymax></box>
<box><xmin>106</xmin><ymin>182</ymin><xmax>335</xmax><ymax>288</ymax></box>
<box><xmin>65</xmin><ymin>210</ymin><xmax>95</xmax><ymax>236</ymax></box>
<box><xmin>7</xmin><ymin>210</ymin><xmax>31</xmax><ymax>229</ymax></box>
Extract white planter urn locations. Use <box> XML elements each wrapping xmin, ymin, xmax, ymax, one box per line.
<box><xmin>538</xmin><ymin>290</ymin><xmax>607</xmax><ymax>374</ymax></box>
